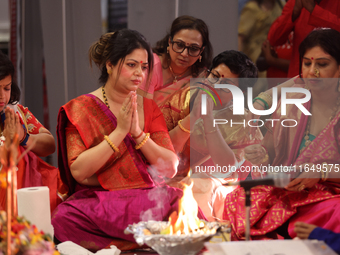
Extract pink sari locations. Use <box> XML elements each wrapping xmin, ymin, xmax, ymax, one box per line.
<box><xmin>223</xmin><ymin>92</ymin><xmax>340</xmax><ymax>240</ymax></box>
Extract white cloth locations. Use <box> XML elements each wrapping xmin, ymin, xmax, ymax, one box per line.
<box><xmin>57</xmin><ymin>241</ymin><xmax>121</xmax><ymax>255</ymax></box>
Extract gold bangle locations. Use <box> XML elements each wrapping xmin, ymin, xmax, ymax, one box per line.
<box><xmin>205</xmin><ymin>128</ymin><xmax>218</xmax><ymax>135</ymax></box>
<box><xmin>178</xmin><ymin>119</ymin><xmax>190</xmax><ymax>134</ymax></box>
<box><xmin>104</xmin><ymin>135</ymin><xmax>120</xmax><ymax>153</ymax></box>
<box><xmin>258</xmin><ymin>92</ymin><xmax>273</xmax><ymax>109</ymax></box>
<box><xmin>135</xmin><ymin>133</ymin><xmax>150</xmax><ymax>150</ymax></box>
<box><xmin>260</xmin><ymin>154</ymin><xmax>269</xmax><ymax>164</ymax></box>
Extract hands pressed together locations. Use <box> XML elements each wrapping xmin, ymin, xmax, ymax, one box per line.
<box><xmin>3</xmin><ymin>107</ymin><xmax>25</xmax><ymax>144</ymax></box>
<box><xmin>116</xmin><ymin>91</ymin><xmax>142</xmax><ymax>138</ymax></box>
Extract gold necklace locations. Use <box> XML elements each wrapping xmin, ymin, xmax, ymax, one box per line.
<box><xmin>168</xmin><ymin>65</ymin><xmax>189</xmax><ymax>83</ymax></box>
<box><xmin>301</xmin><ymin>96</ymin><xmax>340</xmax><ymax>152</ymax></box>
<box><xmin>102</xmin><ymin>86</ymin><xmax>110</xmax><ymax>109</ymax></box>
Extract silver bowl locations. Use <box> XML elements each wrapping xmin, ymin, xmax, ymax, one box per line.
<box><xmin>124</xmin><ymin>221</ymin><xmax>226</xmax><ymax>255</ymax></box>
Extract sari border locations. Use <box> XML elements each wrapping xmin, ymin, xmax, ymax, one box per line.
<box><xmin>287</xmin><ymin>100</ymin><xmax>311</xmax><ymax>165</ymax></box>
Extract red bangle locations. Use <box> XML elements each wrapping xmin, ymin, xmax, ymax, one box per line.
<box><xmin>261</xmin><ymin>145</ymin><xmax>268</xmax><ymax>154</ymax></box>
<box><xmin>132</xmin><ymin>130</ymin><xmax>144</xmax><ymax>139</ymax></box>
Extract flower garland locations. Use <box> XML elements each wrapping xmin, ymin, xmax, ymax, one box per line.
<box><xmin>0</xmin><ymin>211</ymin><xmax>59</xmax><ymax>255</ymax></box>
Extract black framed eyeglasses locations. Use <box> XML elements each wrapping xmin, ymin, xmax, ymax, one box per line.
<box><xmin>206</xmin><ymin>69</ymin><xmax>235</xmax><ymax>86</ymax></box>
<box><xmin>170</xmin><ymin>39</ymin><xmax>203</xmax><ymax>57</ymax></box>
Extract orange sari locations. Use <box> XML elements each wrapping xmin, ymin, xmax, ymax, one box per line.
<box><xmin>0</xmin><ymin>104</ymin><xmax>59</xmax><ymax>213</ymax></box>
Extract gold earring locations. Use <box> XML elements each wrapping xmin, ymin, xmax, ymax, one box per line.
<box><xmin>167</xmin><ymin>46</ymin><xmax>169</xmax><ymax>54</ymax></box>
<box><xmin>107</xmin><ymin>69</ymin><xmax>112</xmax><ymax>75</ymax></box>
<box><xmin>199</xmin><ymin>55</ymin><xmax>202</xmax><ymax>62</ymax></box>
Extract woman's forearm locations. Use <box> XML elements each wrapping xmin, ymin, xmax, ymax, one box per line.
<box><xmin>25</xmin><ymin>131</ymin><xmax>56</xmax><ymax>157</ymax></box>
<box><xmin>266</xmin><ymin>57</ymin><xmax>290</xmax><ymax>73</ymax></box>
<box><xmin>169</xmin><ymin>116</ymin><xmax>190</xmax><ymax>154</ymax></box>
<box><xmin>202</xmin><ymin>116</ymin><xmax>236</xmax><ymax>169</ymax></box>
<box><xmin>70</xmin><ymin>128</ymin><xmax>126</xmax><ymax>183</ymax></box>
<box><xmin>139</xmin><ymin>135</ymin><xmax>178</xmax><ymax>178</ymax></box>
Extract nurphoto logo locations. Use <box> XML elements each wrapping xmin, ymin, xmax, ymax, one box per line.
<box><xmin>200</xmin><ymin>84</ymin><xmax>311</xmax><ymax>128</ymax></box>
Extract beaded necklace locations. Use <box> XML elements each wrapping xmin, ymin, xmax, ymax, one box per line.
<box><xmin>101</xmin><ymin>86</ymin><xmax>110</xmax><ymax>109</ymax></box>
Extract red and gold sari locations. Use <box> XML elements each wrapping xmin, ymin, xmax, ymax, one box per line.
<box><xmin>52</xmin><ymin>94</ymin><xmax>189</xmax><ymax>252</ymax></box>
<box><xmin>223</xmin><ymin>91</ymin><xmax>340</xmax><ymax>240</ymax></box>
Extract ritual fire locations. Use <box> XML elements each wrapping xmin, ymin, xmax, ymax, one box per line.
<box><xmin>164</xmin><ymin>181</ymin><xmax>212</xmax><ymax>235</ymax></box>
<box><xmin>125</xmin><ymin>178</ymin><xmax>226</xmax><ymax>255</ymax></box>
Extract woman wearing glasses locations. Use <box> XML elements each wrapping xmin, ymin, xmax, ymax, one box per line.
<box><xmin>137</xmin><ymin>15</ymin><xmax>213</xmax><ymax>105</ymax></box>
<box><xmin>137</xmin><ymin>16</ymin><xmax>212</xmax><ymax>179</ymax></box>
<box><xmin>161</xmin><ymin>50</ymin><xmax>262</xmax><ymax>220</ymax></box>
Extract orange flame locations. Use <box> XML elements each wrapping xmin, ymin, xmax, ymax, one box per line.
<box><xmin>168</xmin><ymin>180</ymin><xmax>204</xmax><ymax>235</ymax></box>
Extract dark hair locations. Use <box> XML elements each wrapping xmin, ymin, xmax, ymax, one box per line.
<box><xmin>153</xmin><ymin>15</ymin><xmax>213</xmax><ymax>77</ymax></box>
<box><xmin>0</xmin><ymin>51</ymin><xmax>20</xmax><ymax>104</ymax></box>
<box><xmin>299</xmin><ymin>28</ymin><xmax>340</xmax><ymax>76</ymax></box>
<box><xmin>89</xmin><ymin>29</ymin><xmax>154</xmax><ymax>85</ymax></box>
<box><xmin>210</xmin><ymin>50</ymin><xmax>258</xmax><ymax>91</ymax></box>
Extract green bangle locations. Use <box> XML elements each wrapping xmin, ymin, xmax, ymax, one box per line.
<box><xmin>253</xmin><ymin>99</ymin><xmax>265</xmax><ymax>109</ymax></box>
<box><xmin>253</xmin><ymin>97</ymin><xmax>269</xmax><ymax>110</ymax></box>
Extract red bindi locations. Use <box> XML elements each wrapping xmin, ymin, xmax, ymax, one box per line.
<box><xmin>140</xmin><ymin>61</ymin><xmax>143</xmax><ymax>63</ymax></box>
<box><xmin>311</xmin><ymin>57</ymin><xmax>314</xmax><ymax>60</ymax></box>
<box><xmin>221</xmin><ymin>75</ymin><xmax>224</xmax><ymax>77</ymax></box>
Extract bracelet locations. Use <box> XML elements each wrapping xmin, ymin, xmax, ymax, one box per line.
<box><xmin>135</xmin><ymin>133</ymin><xmax>150</xmax><ymax>150</ymax></box>
<box><xmin>253</xmin><ymin>99</ymin><xmax>265</xmax><ymax>109</ymax></box>
<box><xmin>320</xmin><ymin>170</ymin><xmax>325</xmax><ymax>182</ymax></box>
<box><xmin>178</xmin><ymin>119</ymin><xmax>190</xmax><ymax>134</ymax></box>
<box><xmin>205</xmin><ymin>128</ymin><xmax>218</xmax><ymax>135</ymax></box>
<box><xmin>104</xmin><ymin>135</ymin><xmax>120</xmax><ymax>153</ymax></box>
<box><xmin>260</xmin><ymin>154</ymin><xmax>269</xmax><ymax>164</ymax></box>
<box><xmin>132</xmin><ymin>130</ymin><xmax>144</xmax><ymax>139</ymax></box>
<box><xmin>261</xmin><ymin>145</ymin><xmax>268</xmax><ymax>154</ymax></box>
<box><xmin>253</xmin><ymin>97</ymin><xmax>269</xmax><ymax>110</ymax></box>
<box><xmin>258</xmin><ymin>92</ymin><xmax>273</xmax><ymax>108</ymax></box>
<box><xmin>20</xmin><ymin>124</ymin><xmax>30</xmax><ymax>146</ymax></box>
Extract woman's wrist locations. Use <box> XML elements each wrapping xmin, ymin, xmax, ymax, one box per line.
<box><xmin>135</xmin><ymin>133</ymin><xmax>150</xmax><ymax>150</ymax></box>
<box><xmin>259</xmin><ymin>145</ymin><xmax>269</xmax><ymax>165</ymax></box>
<box><xmin>320</xmin><ymin>162</ymin><xmax>330</xmax><ymax>182</ymax></box>
<box><xmin>19</xmin><ymin>124</ymin><xmax>30</xmax><ymax>146</ymax></box>
<box><xmin>178</xmin><ymin>119</ymin><xmax>190</xmax><ymax>134</ymax></box>
<box><xmin>131</xmin><ymin>130</ymin><xmax>143</xmax><ymax>139</ymax></box>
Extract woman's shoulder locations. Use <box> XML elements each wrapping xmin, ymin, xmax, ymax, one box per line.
<box><xmin>64</xmin><ymin>94</ymin><xmax>96</xmax><ymax>107</ymax></box>
<box><xmin>62</xmin><ymin>94</ymin><xmax>100</xmax><ymax>118</ymax></box>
